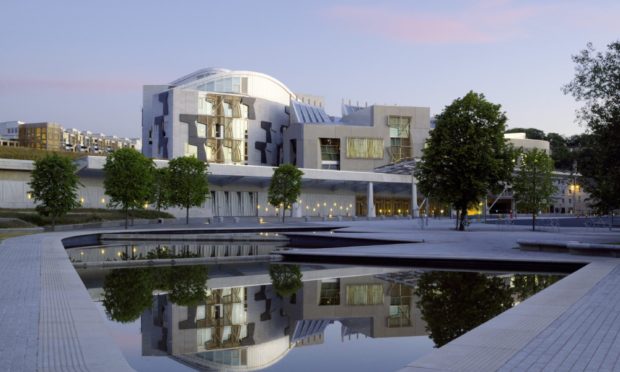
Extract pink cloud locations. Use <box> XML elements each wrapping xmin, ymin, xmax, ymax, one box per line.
<box><xmin>325</xmin><ymin>1</ymin><xmax>549</xmax><ymax>44</ymax></box>
<box><xmin>0</xmin><ymin>77</ymin><xmax>143</xmax><ymax>93</ymax></box>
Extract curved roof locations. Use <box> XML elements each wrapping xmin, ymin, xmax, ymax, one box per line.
<box><xmin>170</xmin><ymin>67</ymin><xmax>296</xmax><ymax>100</ymax></box>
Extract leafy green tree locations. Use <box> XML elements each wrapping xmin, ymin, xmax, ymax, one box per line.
<box><xmin>102</xmin><ymin>264</ymin><xmax>209</xmax><ymax>322</ymax></box>
<box><xmin>168</xmin><ymin>156</ymin><xmax>209</xmax><ymax>224</ymax></box>
<box><xmin>415</xmin><ymin>91</ymin><xmax>515</xmax><ymax>230</ymax></box>
<box><xmin>102</xmin><ymin>268</ymin><xmax>154</xmax><ymax>323</ymax></box>
<box><xmin>269</xmin><ymin>264</ymin><xmax>303</xmax><ymax>298</ymax></box>
<box><xmin>512</xmin><ymin>149</ymin><xmax>556</xmax><ymax>231</ymax></box>
<box><xmin>511</xmin><ymin>274</ymin><xmax>562</xmax><ymax>301</ymax></box>
<box><xmin>152</xmin><ymin>167</ymin><xmax>171</xmax><ymax>212</ymax></box>
<box><xmin>564</xmin><ymin>41</ymin><xmax>620</xmax><ymax>218</ymax></box>
<box><xmin>104</xmin><ymin>148</ymin><xmax>155</xmax><ymax>229</ymax></box>
<box><xmin>28</xmin><ymin>153</ymin><xmax>81</xmax><ymax>230</ymax></box>
<box><xmin>546</xmin><ymin>132</ymin><xmax>573</xmax><ymax>170</ymax></box>
<box><xmin>166</xmin><ymin>265</ymin><xmax>209</xmax><ymax>306</ymax></box>
<box><xmin>268</xmin><ymin>164</ymin><xmax>304</xmax><ymax>222</ymax></box>
<box><xmin>415</xmin><ymin>272</ymin><xmax>514</xmax><ymax>347</ymax></box>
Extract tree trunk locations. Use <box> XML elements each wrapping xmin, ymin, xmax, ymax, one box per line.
<box><xmin>124</xmin><ymin>207</ymin><xmax>128</xmax><ymax>230</ymax></box>
<box><xmin>459</xmin><ymin>206</ymin><xmax>467</xmax><ymax>231</ymax></box>
<box><xmin>532</xmin><ymin>212</ymin><xmax>536</xmax><ymax>231</ymax></box>
<box><xmin>52</xmin><ymin>215</ymin><xmax>56</xmax><ymax>232</ymax></box>
<box><xmin>611</xmin><ymin>211</ymin><xmax>614</xmax><ymax>231</ymax></box>
<box><xmin>186</xmin><ymin>205</ymin><xmax>190</xmax><ymax>225</ymax></box>
<box><xmin>282</xmin><ymin>207</ymin><xmax>285</xmax><ymax>223</ymax></box>
<box><xmin>455</xmin><ymin>209</ymin><xmax>460</xmax><ymax>230</ymax></box>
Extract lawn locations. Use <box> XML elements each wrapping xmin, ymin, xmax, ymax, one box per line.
<box><xmin>0</xmin><ymin>208</ymin><xmax>174</xmax><ymax>227</ymax></box>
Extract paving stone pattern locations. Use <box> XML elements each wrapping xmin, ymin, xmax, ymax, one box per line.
<box><xmin>0</xmin><ymin>235</ymin><xmax>40</xmax><ymax>372</ymax></box>
<box><xmin>1</xmin><ymin>234</ymin><xmax>133</xmax><ymax>372</ymax></box>
<box><xmin>500</xmin><ymin>265</ymin><xmax>620</xmax><ymax>372</ymax></box>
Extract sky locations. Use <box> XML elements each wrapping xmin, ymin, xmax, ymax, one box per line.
<box><xmin>1</xmin><ymin>0</ymin><xmax>619</xmax><ymax>138</ymax></box>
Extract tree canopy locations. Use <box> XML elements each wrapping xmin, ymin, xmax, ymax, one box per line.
<box><xmin>167</xmin><ymin>156</ymin><xmax>209</xmax><ymax>224</ymax></box>
<box><xmin>564</xmin><ymin>41</ymin><xmax>620</xmax><ymax>215</ymax></box>
<box><xmin>102</xmin><ymin>264</ymin><xmax>208</xmax><ymax>323</ymax></box>
<box><xmin>512</xmin><ymin>148</ymin><xmax>556</xmax><ymax>231</ymax></box>
<box><xmin>269</xmin><ymin>264</ymin><xmax>303</xmax><ymax>298</ymax></box>
<box><xmin>103</xmin><ymin>148</ymin><xmax>155</xmax><ymax>229</ymax></box>
<box><xmin>268</xmin><ymin>164</ymin><xmax>304</xmax><ymax>222</ymax></box>
<box><xmin>415</xmin><ymin>91</ymin><xmax>515</xmax><ymax>230</ymax></box>
<box><xmin>414</xmin><ymin>272</ymin><xmax>514</xmax><ymax>347</ymax></box>
<box><xmin>28</xmin><ymin>153</ymin><xmax>81</xmax><ymax>230</ymax></box>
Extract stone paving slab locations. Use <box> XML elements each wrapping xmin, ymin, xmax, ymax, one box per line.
<box><xmin>1</xmin><ymin>233</ymin><xmax>133</xmax><ymax>372</ymax></box>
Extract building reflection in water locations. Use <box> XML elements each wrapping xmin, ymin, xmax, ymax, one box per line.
<box><xmin>92</xmin><ymin>264</ymin><xmax>561</xmax><ymax>371</ymax></box>
<box><xmin>138</xmin><ymin>267</ymin><xmax>427</xmax><ymax>370</ymax></box>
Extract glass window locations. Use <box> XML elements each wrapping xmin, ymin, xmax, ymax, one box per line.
<box><xmin>346</xmin><ymin>284</ymin><xmax>384</xmax><ymax>305</ymax></box>
<box><xmin>346</xmin><ymin>138</ymin><xmax>384</xmax><ymax>159</ymax></box>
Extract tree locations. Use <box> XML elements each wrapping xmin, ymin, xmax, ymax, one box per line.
<box><xmin>168</xmin><ymin>156</ymin><xmax>209</xmax><ymax>224</ymax></box>
<box><xmin>564</xmin><ymin>41</ymin><xmax>620</xmax><ymax>218</ymax></box>
<box><xmin>414</xmin><ymin>272</ymin><xmax>514</xmax><ymax>347</ymax></box>
<box><xmin>512</xmin><ymin>148</ymin><xmax>556</xmax><ymax>231</ymax></box>
<box><xmin>102</xmin><ymin>268</ymin><xmax>154</xmax><ymax>323</ymax></box>
<box><xmin>152</xmin><ymin>167</ymin><xmax>171</xmax><ymax>212</ymax></box>
<box><xmin>546</xmin><ymin>132</ymin><xmax>573</xmax><ymax>170</ymax></box>
<box><xmin>268</xmin><ymin>164</ymin><xmax>304</xmax><ymax>223</ymax></box>
<box><xmin>415</xmin><ymin>91</ymin><xmax>515</xmax><ymax>230</ymax></box>
<box><xmin>28</xmin><ymin>153</ymin><xmax>81</xmax><ymax>230</ymax></box>
<box><xmin>269</xmin><ymin>264</ymin><xmax>303</xmax><ymax>298</ymax></box>
<box><xmin>104</xmin><ymin>148</ymin><xmax>155</xmax><ymax>229</ymax></box>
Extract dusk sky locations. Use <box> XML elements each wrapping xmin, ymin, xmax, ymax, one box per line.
<box><xmin>1</xmin><ymin>0</ymin><xmax>618</xmax><ymax>138</ymax></box>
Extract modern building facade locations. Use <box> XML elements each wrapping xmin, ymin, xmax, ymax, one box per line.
<box><xmin>139</xmin><ymin>68</ymin><xmax>431</xmax><ymax>218</ymax></box>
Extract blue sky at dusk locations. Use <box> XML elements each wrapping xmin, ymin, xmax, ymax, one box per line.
<box><xmin>1</xmin><ymin>0</ymin><xmax>618</xmax><ymax>138</ymax></box>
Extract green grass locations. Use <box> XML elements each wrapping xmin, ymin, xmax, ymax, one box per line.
<box><xmin>0</xmin><ymin>219</ymin><xmax>36</xmax><ymax>228</ymax></box>
<box><xmin>0</xmin><ymin>208</ymin><xmax>174</xmax><ymax>227</ymax></box>
<box><xmin>0</xmin><ymin>146</ymin><xmax>87</xmax><ymax>161</ymax></box>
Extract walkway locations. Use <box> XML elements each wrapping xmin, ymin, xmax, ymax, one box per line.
<box><xmin>0</xmin><ymin>218</ymin><xmax>618</xmax><ymax>371</ymax></box>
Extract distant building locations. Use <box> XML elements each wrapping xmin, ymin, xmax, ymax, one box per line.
<box><xmin>18</xmin><ymin>122</ymin><xmax>64</xmax><ymax>150</ymax></box>
<box><xmin>0</xmin><ymin>121</ymin><xmax>24</xmax><ymax>140</ymax></box>
<box><xmin>504</xmin><ymin>132</ymin><xmax>550</xmax><ymax>153</ymax></box>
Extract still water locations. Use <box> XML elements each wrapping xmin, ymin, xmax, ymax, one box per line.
<box><xmin>76</xmin><ymin>244</ymin><xmax>563</xmax><ymax>372</ymax></box>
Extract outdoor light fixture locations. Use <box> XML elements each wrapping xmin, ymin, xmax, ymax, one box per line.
<box><xmin>100</xmin><ymin>198</ymin><xmax>105</xmax><ymax>204</ymax></box>
<box><xmin>26</xmin><ymin>192</ymin><xmax>32</xmax><ymax>200</ymax></box>
<box><xmin>80</xmin><ymin>197</ymin><xmax>85</xmax><ymax>204</ymax></box>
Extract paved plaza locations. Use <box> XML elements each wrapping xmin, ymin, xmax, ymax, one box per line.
<box><xmin>0</xmin><ymin>217</ymin><xmax>618</xmax><ymax>371</ymax></box>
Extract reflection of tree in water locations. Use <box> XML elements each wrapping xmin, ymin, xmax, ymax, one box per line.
<box><xmin>511</xmin><ymin>274</ymin><xmax>562</xmax><ymax>302</ymax></box>
<box><xmin>269</xmin><ymin>264</ymin><xmax>303</xmax><ymax>298</ymax></box>
<box><xmin>102</xmin><ymin>268</ymin><xmax>154</xmax><ymax>323</ymax></box>
<box><xmin>415</xmin><ymin>272</ymin><xmax>513</xmax><ymax>347</ymax></box>
<box><xmin>102</xmin><ymin>265</ymin><xmax>208</xmax><ymax>323</ymax></box>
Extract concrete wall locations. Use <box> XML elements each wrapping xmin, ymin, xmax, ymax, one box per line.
<box><xmin>283</xmin><ymin>106</ymin><xmax>431</xmax><ymax>171</ymax></box>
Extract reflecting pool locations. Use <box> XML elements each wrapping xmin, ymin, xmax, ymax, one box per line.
<box><xmin>76</xmin><ymin>256</ymin><xmax>563</xmax><ymax>372</ymax></box>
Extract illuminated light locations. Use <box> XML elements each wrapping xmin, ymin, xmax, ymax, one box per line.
<box><xmin>257</xmin><ymin>204</ymin><xmax>261</xmax><ymax>209</ymax></box>
<box><xmin>100</xmin><ymin>249</ymin><xmax>105</xmax><ymax>255</ymax></box>
<box><xmin>80</xmin><ymin>251</ymin><xmax>84</xmax><ymax>256</ymax></box>
<box><xmin>144</xmin><ymin>203</ymin><xmax>149</xmax><ymax>209</ymax></box>
<box><xmin>80</xmin><ymin>197</ymin><xmax>85</xmax><ymax>204</ymax></box>
<box><xmin>117</xmin><ymin>252</ymin><xmax>122</xmax><ymax>257</ymax></box>
<box><xmin>349</xmin><ymin>204</ymin><xmax>353</xmax><ymax>208</ymax></box>
<box><xmin>333</xmin><ymin>202</ymin><xmax>337</xmax><ymax>206</ymax></box>
<box><xmin>265</xmin><ymin>208</ymin><xmax>268</xmax><ymax>212</ymax></box>
<box><xmin>275</xmin><ymin>233</ymin><xmax>279</xmax><ymax>236</ymax></box>
<box><xmin>339</xmin><ymin>206</ymin><xmax>343</xmax><ymax>210</ymax></box>
<box><xmin>132</xmin><ymin>247</ymin><xmax>137</xmax><ymax>253</ymax></box>
<box><xmin>398</xmin><ymin>209</ymin><xmax>401</xmax><ymax>213</ymax></box>
<box><xmin>328</xmin><ymin>214</ymin><xmax>332</xmax><ymax>218</ymax></box>
<box><xmin>323</xmin><ymin>202</ymin><xmax>327</xmax><ymax>207</ymax></box>
<box><xmin>26</xmin><ymin>192</ymin><xmax>32</xmax><ymax>200</ymax></box>
<box><xmin>100</xmin><ymin>197</ymin><xmax>106</xmax><ymax>204</ymax></box>
<box><xmin>298</xmin><ymin>199</ymin><xmax>302</xmax><ymax>203</ymax></box>
<box><xmin>312</xmin><ymin>208</ymin><xmax>316</xmax><ymax>212</ymax></box>
<box><xmin>316</xmin><ymin>203</ymin><xmax>320</xmax><ymax>207</ymax></box>
<box><xmin>329</xmin><ymin>208</ymin><xmax>333</xmax><ymax>212</ymax></box>
<box><xmin>440</xmin><ymin>209</ymin><xmax>444</xmax><ymax>214</ymax></box>
<box><xmin>305</xmin><ymin>206</ymin><xmax>309</xmax><ymax>210</ymax></box>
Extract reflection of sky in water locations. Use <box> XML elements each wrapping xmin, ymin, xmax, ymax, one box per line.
<box><xmin>261</xmin><ymin>322</ymin><xmax>434</xmax><ymax>372</ymax></box>
<box><xmin>95</xmin><ymin>301</ymin><xmax>433</xmax><ymax>372</ymax></box>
